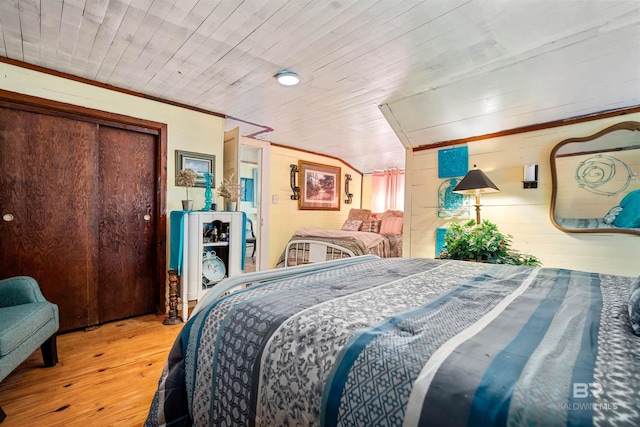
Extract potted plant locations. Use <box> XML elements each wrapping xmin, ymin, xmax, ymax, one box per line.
<box><xmin>176</xmin><ymin>168</ymin><xmax>198</xmax><ymax>211</ymax></box>
<box><xmin>218</xmin><ymin>173</ymin><xmax>243</xmax><ymax>211</ymax></box>
<box><xmin>439</xmin><ymin>219</ymin><xmax>541</xmax><ymax>266</ymax></box>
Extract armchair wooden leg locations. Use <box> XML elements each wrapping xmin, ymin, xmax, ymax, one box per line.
<box><xmin>41</xmin><ymin>335</ymin><xmax>58</xmax><ymax>367</ymax></box>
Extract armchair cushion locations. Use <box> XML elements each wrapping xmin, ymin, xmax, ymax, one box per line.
<box><xmin>0</xmin><ymin>303</ymin><xmax>58</xmax><ymax>356</ymax></box>
<box><xmin>0</xmin><ymin>275</ymin><xmax>60</xmax><ymax>388</ymax></box>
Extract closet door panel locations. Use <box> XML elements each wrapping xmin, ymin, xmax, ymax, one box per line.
<box><xmin>97</xmin><ymin>126</ymin><xmax>157</xmax><ymax>323</ymax></box>
<box><xmin>0</xmin><ymin>108</ymin><xmax>97</xmax><ymax>331</ymax></box>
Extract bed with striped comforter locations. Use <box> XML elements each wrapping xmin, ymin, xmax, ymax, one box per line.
<box><xmin>145</xmin><ymin>257</ymin><xmax>640</xmax><ymax>427</ymax></box>
<box><xmin>275</xmin><ymin>227</ymin><xmax>403</xmax><ymax>267</ymax></box>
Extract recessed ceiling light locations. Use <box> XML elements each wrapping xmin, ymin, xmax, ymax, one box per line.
<box><xmin>275</xmin><ymin>70</ymin><xmax>300</xmax><ymax>86</ymax></box>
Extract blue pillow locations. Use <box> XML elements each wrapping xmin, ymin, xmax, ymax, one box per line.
<box><xmin>629</xmin><ymin>276</ymin><xmax>640</xmax><ymax>335</ymax></box>
<box><xmin>614</xmin><ymin>190</ymin><xmax>640</xmax><ymax>228</ymax></box>
<box><xmin>620</xmin><ymin>189</ymin><xmax>640</xmax><ymax>207</ymax></box>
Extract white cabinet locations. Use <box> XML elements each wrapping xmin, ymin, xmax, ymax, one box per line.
<box><xmin>181</xmin><ymin>211</ymin><xmax>244</xmax><ymax>318</ymax></box>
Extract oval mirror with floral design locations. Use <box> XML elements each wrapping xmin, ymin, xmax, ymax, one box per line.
<box><xmin>550</xmin><ymin>121</ymin><xmax>640</xmax><ymax>235</ymax></box>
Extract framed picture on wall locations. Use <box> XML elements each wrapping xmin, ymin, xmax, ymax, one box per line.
<box><xmin>175</xmin><ymin>150</ymin><xmax>215</xmax><ymax>188</ymax></box>
<box><xmin>298</xmin><ymin>161</ymin><xmax>341</xmax><ymax>210</ymax></box>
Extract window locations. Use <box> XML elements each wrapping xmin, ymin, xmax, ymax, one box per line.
<box><xmin>371</xmin><ymin>169</ymin><xmax>405</xmax><ymax>212</ymax></box>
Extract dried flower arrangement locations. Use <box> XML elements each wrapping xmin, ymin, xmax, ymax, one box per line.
<box><xmin>176</xmin><ymin>168</ymin><xmax>198</xmax><ymax>200</ymax></box>
<box><xmin>218</xmin><ymin>173</ymin><xmax>243</xmax><ymax>201</ymax></box>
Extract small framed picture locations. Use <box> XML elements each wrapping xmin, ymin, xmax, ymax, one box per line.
<box><xmin>298</xmin><ymin>161</ymin><xmax>341</xmax><ymax>210</ymax></box>
<box><xmin>175</xmin><ymin>150</ymin><xmax>215</xmax><ymax>188</ymax></box>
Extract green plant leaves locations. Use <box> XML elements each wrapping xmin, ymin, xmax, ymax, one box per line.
<box><xmin>440</xmin><ymin>219</ymin><xmax>541</xmax><ymax>266</ymax></box>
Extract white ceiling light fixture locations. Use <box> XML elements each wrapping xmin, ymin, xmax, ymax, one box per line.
<box><xmin>275</xmin><ymin>70</ymin><xmax>300</xmax><ymax>86</ymax></box>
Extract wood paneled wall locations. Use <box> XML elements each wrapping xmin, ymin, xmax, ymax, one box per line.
<box><xmin>405</xmin><ymin>113</ymin><xmax>640</xmax><ymax>277</ymax></box>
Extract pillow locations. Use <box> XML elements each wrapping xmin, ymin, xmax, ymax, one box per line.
<box><xmin>603</xmin><ymin>206</ymin><xmax>623</xmax><ymax>224</ymax></box>
<box><xmin>384</xmin><ymin>210</ymin><xmax>404</xmax><ymax>218</ymax></box>
<box><xmin>347</xmin><ymin>209</ymin><xmax>372</xmax><ymax>221</ymax></box>
<box><xmin>628</xmin><ymin>276</ymin><xmax>640</xmax><ymax>335</ymax></box>
<box><xmin>341</xmin><ymin>219</ymin><xmax>362</xmax><ymax>231</ymax></box>
<box><xmin>374</xmin><ymin>210</ymin><xmax>404</xmax><ymax>220</ymax></box>
<box><xmin>620</xmin><ymin>189</ymin><xmax>640</xmax><ymax>207</ymax></box>
<box><xmin>360</xmin><ymin>220</ymin><xmax>381</xmax><ymax>233</ymax></box>
<box><xmin>613</xmin><ymin>190</ymin><xmax>640</xmax><ymax>228</ymax></box>
<box><xmin>379</xmin><ymin>216</ymin><xmax>403</xmax><ymax>234</ymax></box>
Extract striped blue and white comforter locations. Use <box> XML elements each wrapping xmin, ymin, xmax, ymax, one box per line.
<box><xmin>145</xmin><ymin>257</ymin><xmax>640</xmax><ymax>427</ymax></box>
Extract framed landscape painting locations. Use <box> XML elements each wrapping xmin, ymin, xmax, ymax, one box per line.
<box><xmin>175</xmin><ymin>150</ymin><xmax>215</xmax><ymax>188</ymax></box>
<box><xmin>298</xmin><ymin>161</ymin><xmax>341</xmax><ymax>210</ymax></box>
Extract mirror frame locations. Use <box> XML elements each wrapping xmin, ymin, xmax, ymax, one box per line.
<box><xmin>550</xmin><ymin>121</ymin><xmax>640</xmax><ymax>236</ymax></box>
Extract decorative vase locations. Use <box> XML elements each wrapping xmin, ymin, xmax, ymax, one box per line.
<box><xmin>203</xmin><ymin>173</ymin><xmax>213</xmax><ymax>210</ymax></box>
<box><xmin>226</xmin><ymin>201</ymin><xmax>237</xmax><ymax>211</ymax></box>
<box><xmin>182</xmin><ymin>200</ymin><xmax>194</xmax><ymax>211</ymax></box>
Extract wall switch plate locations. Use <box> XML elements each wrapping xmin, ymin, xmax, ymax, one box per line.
<box><xmin>272</xmin><ymin>194</ymin><xmax>278</xmax><ymax>204</ymax></box>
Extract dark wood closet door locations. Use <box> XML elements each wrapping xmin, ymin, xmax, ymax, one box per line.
<box><xmin>0</xmin><ymin>108</ymin><xmax>97</xmax><ymax>330</ymax></box>
<box><xmin>97</xmin><ymin>126</ymin><xmax>157</xmax><ymax>323</ymax></box>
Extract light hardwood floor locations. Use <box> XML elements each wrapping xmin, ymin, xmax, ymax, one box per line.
<box><xmin>244</xmin><ymin>255</ymin><xmax>256</xmax><ymax>273</ymax></box>
<box><xmin>0</xmin><ymin>314</ymin><xmax>183</xmax><ymax>426</ymax></box>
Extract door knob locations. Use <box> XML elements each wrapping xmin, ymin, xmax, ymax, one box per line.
<box><xmin>2</xmin><ymin>213</ymin><xmax>14</xmax><ymax>222</ymax></box>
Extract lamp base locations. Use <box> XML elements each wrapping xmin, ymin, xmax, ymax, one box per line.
<box><xmin>474</xmin><ymin>195</ymin><xmax>482</xmax><ymax>224</ymax></box>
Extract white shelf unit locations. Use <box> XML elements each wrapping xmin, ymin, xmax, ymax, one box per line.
<box><xmin>181</xmin><ymin>211</ymin><xmax>244</xmax><ymax>319</ymax></box>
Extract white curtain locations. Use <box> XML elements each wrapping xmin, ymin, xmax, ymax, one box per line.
<box><xmin>371</xmin><ymin>169</ymin><xmax>405</xmax><ymax>212</ymax></box>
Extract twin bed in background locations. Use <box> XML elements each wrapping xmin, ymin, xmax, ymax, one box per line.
<box><xmin>145</xmin><ymin>255</ymin><xmax>640</xmax><ymax>427</ymax></box>
<box><xmin>554</xmin><ymin>189</ymin><xmax>640</xmax><ymax>232</ymax></box>
<box><xmin>276</xmin><ymin>209</ymin><xmax>404</xmax><ymax>267</ymax></box>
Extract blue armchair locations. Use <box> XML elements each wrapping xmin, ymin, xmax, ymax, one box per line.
<box><xmin>0</xmin><ymin>276</ymin><xmax>59</xmax><ymax>422</ymax></box>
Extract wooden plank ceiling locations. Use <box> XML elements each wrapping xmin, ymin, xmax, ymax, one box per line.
<box><xmin>1</xmin><ymin>0</ymin><xmax>639</xmax><ymax>173</ymax></box>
